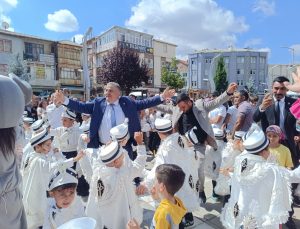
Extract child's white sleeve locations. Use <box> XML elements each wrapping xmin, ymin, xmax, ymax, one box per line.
<box><xmin>39</xmin><ymin>157</ymin><xmax>74</xmax><ymax>173</ymax></box>
<box><xmin>283</xmin><ymin>166</ymin><xmax>300</xmax><ymax>183</ymax></box>
<box><xmin>144</xmin><ymin>151</ymin><xmax>165</xmax><ymax>190</ymax></box>
<box><xmin>78</xmin><ymin>153</ymin><xmax>93</xmax><ymax>184</ymax></box>
<box><xmin>129</xmin><ymin>145</ymin><xmax>147</xmax><ymax>180</ymax></box>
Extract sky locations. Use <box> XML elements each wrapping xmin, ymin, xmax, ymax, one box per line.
<box><xmin>0</xmin><ymin>0</ymin><xmax>299</xmax><ymax>64</ymax></box>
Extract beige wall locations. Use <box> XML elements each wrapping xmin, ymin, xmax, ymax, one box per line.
<box><xmin>153</xmin><ymin>39</ymin><xmax>176</xmax><ymax>88</ymax></box>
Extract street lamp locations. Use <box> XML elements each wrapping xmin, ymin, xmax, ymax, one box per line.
<box><xmin>208</xmin><ymin>53</ymin><xmax>221</xmax><ymax>92</ymax></box>
<box><xmin>281</xmin><ymin>46</ymin><xmax>295</xmax><ymax>65</ymax></box>
<box><xmin>83</xmin><ymin>27</ymin><xmax>93</xmax><ymax>101</ymax></box>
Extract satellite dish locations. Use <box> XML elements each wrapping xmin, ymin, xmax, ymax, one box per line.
<box><xmin>2</xmin><ymin>22</ymin><xmax>9</xmax><ymax>30</ymax></box>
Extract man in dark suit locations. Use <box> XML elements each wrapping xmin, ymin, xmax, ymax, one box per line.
<box><xmin>253</xmin><ymin>76</ymin><xmax>298</xmax><ymax>166</ymax></box>
<box><xmin>253</xmin><ymin>76</ymin><xmax>298</xmax><ymax>229</ymax></box>
<box><xmin>54</xmin><ymin>82</ymin><xmax>175</xmax><ymax>159</ymax></box>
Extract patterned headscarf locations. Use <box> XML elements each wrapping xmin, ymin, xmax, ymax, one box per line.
<box><xmin>266</xmin><ymin>125</ymin><xmax>284</xmax><ymax>139</ymax></box>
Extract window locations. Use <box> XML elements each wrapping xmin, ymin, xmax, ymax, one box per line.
<box><xmin>237</xmin><ymin>69</ymin><xmax>244</xmax><ymax>75</ymax></box>
<box><xmin>250</xmin><ymin>69</ymin><xmax>256</xmax><ymax>75</ymax></box>
<box><xmin>24</xmin><ymin>42</ymin><xmax>44</xmax><ymax>61</ymax></box>
<box><xmin>224</xmin><ymin>57</ymin><xmax>229</xmax><ymax>64</ymax></box>
<box><xmin>119</xmin><ymin>33</ymin><xmax>125</xmax><ymax>42</ymax></box>
<box><xmin>250</xmin><ymin>56</ymin><xmax>257</xmax><ymax>64</ymax></box>
<box><xmin>0</xmin><ymin>39</ymin><xmax>12</xmax><ymax>53</ymax></box>
<box><xmin>182</xmin><ymin>73</ymin><xmax>187</xmax><ymax>77</ymax></box>
<box><xmin>163</xmin><ymin>44</ymin><xmax>167</xmax><ymax>53</ymax></box>
<box><xmin>259</xmin><ymin>57</ymin><xmax>266</xmax><ymax>64</ymax></box>
<box><xmin>237</xmin><ymin>79</ymin><xmax>244</xmax><ymax>86</ymax></box>
<box><xmin>204</xmin><ymin>69</ymin><xmax>209</xmax><ymax>76</ymax></box>
<box><xmin>61</xmin><ymin>68</ymin><xmax>80</xmax><ymax>80</ymax></box>
<box><xmin>205</xmin><ymin>58</ymin><xmax>212</xmax><ymax>63</ymax></box>
<box><xmin>237</xmin><ymin>56</ymin><xmax>244</xmax><ymax>63</ymax></box>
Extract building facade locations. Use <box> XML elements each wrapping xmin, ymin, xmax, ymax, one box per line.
<box><xmin>53</xmin><ymin>41</ymin><xmax>83</xmax><ymax>97</ymax></box>
<box><xmin>177</xmin><ymin>59</ymin><xmax>188</xmax><ymax>90</ymax></box>
<box><xmin>268</xmin><ymin>64</ymin><xmax>300</xmax><ymax>88</ymax></box>
<box><xmin>0</xmin><ymin>29</ymin><xmax>58</xmax><ymax>94</ymax></box>
<box><xmin>188</xmin><ymin>48</ymin><xmax>268</xmax><ymax>95</ymax></box>
<box><xmin>153</xmin><ymin>39</ymin><xmax>177</xmax><ymax>91</ymax></box>
<box><xmin>88</xmin><ymin>26</ymin><xmax>154</xmax><ymax>91</ymax></box>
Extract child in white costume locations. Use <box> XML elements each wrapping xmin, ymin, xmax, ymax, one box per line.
<box><xmin>43</xmin><ymin>167</ymin><xmax>85</xmax><ymax>229</ymax></box>
<box><xmin>215</xmin><ymin>131</ymin><xmax>245</xmax><ymax>197</ymax></box>
<box><xmin>22</xmin><ymin>129</ymin><xmax>83</xmax><ymax>229</ymax></box>
<box><xmin>86</xmin><ymin>132</ymin><xmax>147</xmax><ymax>229</ymax></box>
<box><xmin>221</xmin><ymin>125</ymin><xmax>300</xmax><ymax>229</ymax></box>
<box><xmin>139</xmin><ymin>119</ymin><xmax>200</xmax><ymax>227</ymax></box>
<box><xmin>50</xmin><ymin>109</ymin><xmax>89</xmax><ymax>197</ymax></box>
<box><xmin>204</xmin><ymin>128</ymin><xmax>226</xmax><ymax>199</ymax></box>
<box><xmin>21</xmin><ymin>119</ymin><xmax>50</xmax><ymax>174</ymax></box>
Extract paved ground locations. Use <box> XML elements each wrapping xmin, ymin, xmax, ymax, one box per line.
<box><xmin>140</xmin><ymin>155</ymin><xmax>300</xmax><ymax>228</ymax></box>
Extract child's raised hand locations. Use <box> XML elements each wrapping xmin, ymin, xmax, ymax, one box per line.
<box><xmin>73</xmin><ymin>150</ymin><xmax>85</xmax><ymax>162</ymax></box>
<box><xmin>135</xmin><ymin>183</ymin><xmax>147</xmax><ymax>195</ymax></box>
<box><xmin>126</xmin><ymin>218</ymin><xmax>140</xmax><ymax>229</ymax></box>
<box><xmin>134</xmin><ymin>132</ymin><xmax>144</xmax><ymax>145</ymax></box>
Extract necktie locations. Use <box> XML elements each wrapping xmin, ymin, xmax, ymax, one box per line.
<box><xmin>275</xmin><ymin>100</ymin><xmax>280</xmax><ymax>126</ymax></box>
<box><xmin>110</xmin><ymin>104</ymin><xmax>116</xmax><ymax>127</ymax></box>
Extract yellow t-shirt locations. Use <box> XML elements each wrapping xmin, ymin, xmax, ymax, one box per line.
<box><xmin>269</xmin><ymin>144</ymin><xmax>294</xmax><ymax>168</ymax></box>
<box><xmin>152</xmin><ymin>196</ymin><xmax>187</xmax><ymax>229</ymax></box>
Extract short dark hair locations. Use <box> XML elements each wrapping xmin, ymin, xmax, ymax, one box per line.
<box><xmin>155</xmin><ymin>164</ymin><xmax>185</xmax><ymax>196</ymax></box>
<box><xmin>176</xmin><ymin>93</ymin><xmax>190</xmax><ymax>104</ymax></box>
<box><xmin>212</xmin><ymin>91</ymin><xmax>219</xmax><ymax>97</ymax></box>
<box><xmin>249</xmin><ymin>94</ymin><xmax>259</xmax><ymax>102</ymax></box>
<box><xmin>239</xmin><ymin>89</ymin><xmax>249</xmax><ymax>101</ymax></box>
<box><xmin>273</xmin><ymin>76</ymin><xmax>290</xmax><ymax>84</ymax></box>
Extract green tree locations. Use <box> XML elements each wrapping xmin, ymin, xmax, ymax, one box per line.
<box><xmin>213</xmin><ymin>57</ymin><xmax>228</xmax><ymax>93</ymax></box>
<box><xmin>245</xmin><ymin>76</ymin><xmax>257</xmax><ymax>94</ymax></box>
<box><xmin>96</xmin><ymin>46</ymin><xmax>149</xmax><ymax>95</ymax></box>
<box><xmin>9</xmin><ymin>54</ymin><xmax>30</xmax><ymax>81</ymax></box>
<box><xmin>161</xmin><ymin>58</ymin><xmax>184</xmax><ymax>91</ymax></box>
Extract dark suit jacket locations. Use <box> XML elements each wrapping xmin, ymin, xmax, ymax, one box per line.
<box><xmin>66</xmin><ymin>95</ymin><xmax>163</xmax><ymax>148</ymax></box>
<box><xmin>253</xmin><ymin>96</ymin><xmax>299</xmax><ymax>165</ymax></box>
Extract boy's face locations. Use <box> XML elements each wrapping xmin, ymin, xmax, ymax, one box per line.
<box><xmin>107</xmin><ymin>153</ymin><xmax>125</xmax><ymax>168</ymax></box>
<box><xmin>266</xmin><ymin>132</ymin><xmax>280</xmax><ymax>146</ymax></box>
<box><xmin>62</xmin><ymin>117</ymin><xmax>74</xmax><ymax>128</ymax></box>
<box><xmin>50</xmin><ymin>186</ymin><xmax>76</xmax><ymax>209</ymax></box>
<box><xmin>36</xmin><ymin>139</ymin><xmax>52</xmax><ymax>154</ymax></box>
<box><xmin>151</xmin><ymin>177</ymin><xmax>165</xmax><ymax>201</ymax></box>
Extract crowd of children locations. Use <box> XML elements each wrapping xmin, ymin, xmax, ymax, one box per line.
<box><xmin>4</xmin><ymin>67</ymin><xmax>300</xmax><ymax>229</ymax></box>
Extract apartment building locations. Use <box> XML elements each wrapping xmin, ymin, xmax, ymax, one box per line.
<box><xmin>0</xmin><ymin>29</ymin><xmax>58</xmax><ymax>94</ymax></box>
<box><xmin>53</xmin><ymin>40</ymin><xmax>83</xmax><ymax>96</ymax></box>
<box><xmin>188</xmin><ymin>48</ymin><xmax>268</xmax><ymax>95</ymax></box>
<box><xmin>88</xmin><ymin>26</ymin><xmax>154</xmax><ymax>90</ymax></box>
<box><xmin>153</xmin><ymin>39</ymin><xmax>177</xmax><ymax>91</ymax></box>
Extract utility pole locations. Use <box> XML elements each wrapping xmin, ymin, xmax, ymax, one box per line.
<box><xmin>83</xmin><ymin>27</ymin><xmax>93</xmax><ymax>101</ymax></box>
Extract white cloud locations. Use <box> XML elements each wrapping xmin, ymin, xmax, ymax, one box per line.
<box><xmin>252</xmin><ymin>0</ymin><xmax>275</xmax><ymax>16</ymax></box>
<box><xmin>0</xmin><ymin>0</ymin><xmax>17</xmax><ymax>30</ymax></box>
<box><xmin>125</xmin><ymin>0</ymin><xmax>249</xmax><ymax>56</ymax></box>
<box><xmin>45</xmin><ymin>9</ymin><xmax>79</xmax><ymax>32</ymax></box>
<box><xmin>71</xmin><ymin>34</ymin><xmax>84</xmax><ymax>44</ymax></box>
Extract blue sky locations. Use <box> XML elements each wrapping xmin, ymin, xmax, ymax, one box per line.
<box><xmin>1</xmin><ymin>0</ymin><xmax>299</xmax><ymax>64</ymax></box>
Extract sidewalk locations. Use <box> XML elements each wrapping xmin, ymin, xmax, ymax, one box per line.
<box><xmin>140</xmin><ymin>155</ymin><xmax>300</xmax><ymax>228</ymax></box>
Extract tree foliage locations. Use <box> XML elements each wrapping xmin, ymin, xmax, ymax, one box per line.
<box><xmin>96</xmin><ymin>47</ymin><xmax>149</xmax><ymax>95</ymax></box>
<box><xmin>161</xmin><ymin>58</ymin><xmax>184</xmax><ymax>91</ymax></box>
<box><xmin>213</xmin><ymin>57</ymin><xmax>228</xmax><ymax>93</ymax></box>
<box><xmin>9</xmin><ymin>54</ymin><xmax>30</xmax><ymax>81</ymax></box>
<box><xmin>245</xmin><ymin>76</ymin><xmax>257</xmax><ymax>94</ymax></box>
